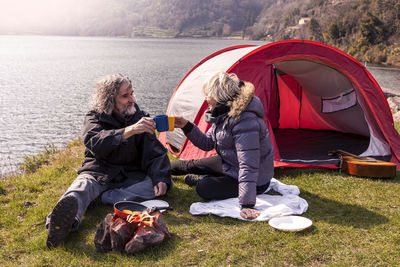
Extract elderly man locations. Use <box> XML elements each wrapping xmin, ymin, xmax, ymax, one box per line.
<box><xmin>46</xmin><ymin>74</ymin><xmax>172</xmax><ymax>248</ymax></box>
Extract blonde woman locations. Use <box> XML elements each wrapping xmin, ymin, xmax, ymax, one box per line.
<box><xmin>173</xmin><ymin>71</ymin><xmax>274</xmax><ymax>220</ymax></box>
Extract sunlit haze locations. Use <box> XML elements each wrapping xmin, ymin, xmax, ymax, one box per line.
<box><xmin>0</xmin><ymin>0</ymin><xmax>101</xmax><ymax>34</ymax></box>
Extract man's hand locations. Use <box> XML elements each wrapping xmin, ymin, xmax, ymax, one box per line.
<box><xmin>174</xmin><ymin>116</ymin><xmax>188</xmax><ymax>128</ymax></box>
<box><xmin>153</xmin><ymin>182</ymin><xmax>167</xmax><ymax>197</ymax></box>
<box><xmin>240</xmin><ymin>208</ymin><xmax>260</xmax><ymax>220</ymax></box>
<box><xmin>123</xmin><ymin>117</ymin><xmax>155</xmax><ymax>139</ymax></box>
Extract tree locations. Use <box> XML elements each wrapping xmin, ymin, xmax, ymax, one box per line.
<box><xmin>308</xmin><ymin>17</ymin><xmax>322</xmax><ymax>41</ymax></box>
<box><xmin>360</xmin><ymin>12</ymin><xmax>384</xmax><ymax>44</ymax></box>
<box><xmin>328</xmin><ymin>22</ymin><xmax>340</xmax><ymax>40</ymax></box>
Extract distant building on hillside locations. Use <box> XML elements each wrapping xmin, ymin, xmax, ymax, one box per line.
<box><xmin>299</xmin><ymin>18</ymin><xmax>311</xmax><ymax>25</ymax></box>
<box><xmin>330</xmin><ymin>0</ymin><xmax>347</xmax><ymax>5</ymax></box>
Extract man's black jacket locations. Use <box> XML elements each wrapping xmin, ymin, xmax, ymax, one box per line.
<box><xmin>78</xmin><ymin>104</ymin><xmax>172</xmax><ymax>189</ymax></box>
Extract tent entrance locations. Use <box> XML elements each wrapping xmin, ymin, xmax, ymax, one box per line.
<box><xmin>271</xmin><ymin>59</ymin><xmax>372</xmax><ymax>166</ymax></box>
<box><xmin>274</xmin><ymin>129</ymin><xmax>370</xmax><ymax>165</ymax></box>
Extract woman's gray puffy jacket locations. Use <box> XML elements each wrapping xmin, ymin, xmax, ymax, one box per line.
<box><xmin>186</xmin><ymin>87</ymin><xmax>274</xmax><ymax>206</ymax></box>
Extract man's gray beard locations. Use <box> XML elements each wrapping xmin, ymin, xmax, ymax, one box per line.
<box><xmin>121</xmin><ymin>104</ymin><xmax>136</xmax><ymax>116</ymax></box>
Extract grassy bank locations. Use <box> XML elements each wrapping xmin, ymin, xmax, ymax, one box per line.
<box><xmin>1</xmin><ymin>123</ymin><xmax>400</xmax><ymax>266</ymax></box>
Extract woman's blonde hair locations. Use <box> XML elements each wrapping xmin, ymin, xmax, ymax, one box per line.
<box><xmin>90</xmin><ymin>73</ymin><xmax>131</xmax><ymax>115</ymax></box>
<box><xmin>203</xmin><ymin>71</ymin><xmax>242</xmax><ymax>104</ymax></box>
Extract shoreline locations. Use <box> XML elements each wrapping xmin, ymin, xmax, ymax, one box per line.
<box><xmin>381</xmin><ymin>87</ymin><xmax>400</xmax><ymax>97</ymax></box>
<box><xmin>382</xmin><ymin>87</ymin><xmax>400</xmax><ymax>122</ymax></box>
<box><xmin>2</xmin><ymin>34</ymin><xmax>400</xmax><ymax>68</ymax></box>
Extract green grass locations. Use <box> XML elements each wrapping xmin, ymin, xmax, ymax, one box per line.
<box><xmin>1</xmin><ymin>124</ymin><xmax>400</xmax><ymax>266</ymax></box>
<box><xmin>19</xmin><ymin>144</ymin><xmax>58</xmax><ymax>173</ymax></box>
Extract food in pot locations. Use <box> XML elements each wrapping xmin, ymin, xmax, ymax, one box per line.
<box><xmin>122</xmin><ymin>209</ymin><xmax>142</xmax><ymax>215</ymax></box>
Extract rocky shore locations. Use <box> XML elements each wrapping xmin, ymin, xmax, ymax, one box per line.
<box><xmin>382</xmin><ymin>87</ymin><xmax>400</xmax><ymax>122</ymax></box>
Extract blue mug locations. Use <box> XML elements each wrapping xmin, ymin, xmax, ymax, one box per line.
<box><xmin>153</xmin><ymin>115</ymin><xmax>169</xmax><ymax>132</ymax></box>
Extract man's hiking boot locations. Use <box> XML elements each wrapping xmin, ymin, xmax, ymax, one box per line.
<box><xmin>46</xmin><ymin>195</ymin><xmax>78</xmax><ymax>248</ymax></box>
<box><xmin>184</xmin><ymin>174</ymin><xmax>205</xmax><ymax>187</ymax></box>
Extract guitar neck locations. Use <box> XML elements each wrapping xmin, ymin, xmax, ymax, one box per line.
<box><xmin>333</xmin><ymin>149</ymin><xmax>361</xmax><ymax>159</ymax></box>
<box><xmin>330</xmin><ymin>149</ymin><xmax>378</xmax><ymax>162</ymax></box>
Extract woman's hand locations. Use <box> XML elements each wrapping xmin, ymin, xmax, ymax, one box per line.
<box><xmin>174</xmin><ymin>116</ymin><xmax>188</xmax><ymax>128</ymax></box>
<box><xmin>240</xmin><ymin>208</ymin><xmax>260</xmax><ymax>220</ymax></box>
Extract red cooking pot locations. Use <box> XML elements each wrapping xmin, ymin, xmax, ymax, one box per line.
<box><xmin>114</xmin><ymin>201</ymin><xmax>148</xmax><ymax>220</ymax></box>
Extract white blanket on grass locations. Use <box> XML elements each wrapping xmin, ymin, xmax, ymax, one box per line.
<box><xmin>189</xmin><ymin>178</ymin><xmax>308</xmax><ymax>221</ymax></box>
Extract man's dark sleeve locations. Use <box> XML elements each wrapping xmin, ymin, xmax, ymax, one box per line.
<box><xmin>140</xmin><ymin>134</ymin><xmax>173</xmax><ymax>190</ymax></box>
<box><xmin>82</xmin><ymin>112</ymin><xmax>125</xmax><ymax>159</ymax></box>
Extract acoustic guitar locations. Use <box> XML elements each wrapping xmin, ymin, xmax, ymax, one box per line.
<box><xmin>328</xmin><ymin>150</ymin><xmax>397</xmax><ymax>178</ymax></box>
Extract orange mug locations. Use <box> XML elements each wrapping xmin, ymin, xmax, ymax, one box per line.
<box><xmin>167</xmin><ymin>116</ymin><xmax>175</xmax><ymax>131</ymax></box>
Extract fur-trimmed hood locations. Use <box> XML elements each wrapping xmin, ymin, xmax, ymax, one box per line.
<box><xmin>227</xmin><ymin>82</ymin><xmax>264</xmax><ymax>119</ymax></box>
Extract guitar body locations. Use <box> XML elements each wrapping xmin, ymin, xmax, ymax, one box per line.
<box><xmin>330</xmin><ymin>150</ymin><xmax>397</xmax><ymax>178</ymax></box>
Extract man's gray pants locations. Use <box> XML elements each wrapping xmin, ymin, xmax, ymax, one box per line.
<box><xmin>46</xmin><ymin>173</ymin><xmax>155</xmax><ymax>231</ymax></box>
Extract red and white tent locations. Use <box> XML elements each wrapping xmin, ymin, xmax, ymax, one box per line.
<box><xmin>159</xmin><ymin>40</ymin><xmax>400</xmax><ymax>170</ymax></box>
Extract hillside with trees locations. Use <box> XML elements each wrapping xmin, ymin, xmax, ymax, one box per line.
<box><xmin>2</xmin><ymin>0</ymin><xmax>399</xmax><ymax>66</ymax></box>
<box><xmin>246</xmin><ymin>0</ymin><xmax>400</xmax><ymax>66</ymax></box>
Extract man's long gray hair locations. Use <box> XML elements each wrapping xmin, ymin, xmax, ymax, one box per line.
<box><xmin>90</xmin><ymin>74</ymin><xmax>131</xmax><ymax>115</ymax></box>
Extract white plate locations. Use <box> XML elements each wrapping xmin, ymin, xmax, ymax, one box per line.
<box><xmin>268</xmin><ymin>216</ymin><xmax>312</xmax><ymax>232</ymax></box>
<box><xmin>140</xmin><ymin>200</ymin><xmax>170</xmax><ymax>212</ymax></box>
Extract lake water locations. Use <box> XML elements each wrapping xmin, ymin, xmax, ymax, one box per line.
<box><xmin>0</xmin><ymin>35</ymin><xmax>399</xmax><ymax>176</ymax></box>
